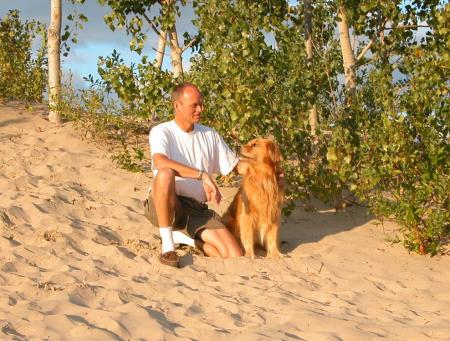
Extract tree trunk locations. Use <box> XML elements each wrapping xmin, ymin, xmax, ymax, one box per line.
<box><xmin>169</xmin><ymin>26</ymin><xmax>183</xmax><ymax>79</ymax></box>
<box><xmin>337</xmin><ymin>5</ymin><xmax>356</xmax><ymax>102</ymax></box>
<box><xmin>304</xmin><ymin>0</ymin><xmax>318</xmax><ymax>135</ymax></box>
<box><xmin>155</xmin><ymin>30</ymin><xmax>166</xmax><ymax>70</ymax></box>
<box><xmin>48</xmin><ymin>0</ymin><xmax>62</xmax><ymax>123</ymax></box>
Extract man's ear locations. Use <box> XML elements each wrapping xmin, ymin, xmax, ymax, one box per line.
<box><xmin>173</xmin><ymin>100</ymin><xmax>180</xmax><ymax>112</ymax></box>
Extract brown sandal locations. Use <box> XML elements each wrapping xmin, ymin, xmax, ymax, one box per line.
<box><xmin>159</xmin><ymin>251</ymin><xmax>180</xmax><ymax>268</ymax></box>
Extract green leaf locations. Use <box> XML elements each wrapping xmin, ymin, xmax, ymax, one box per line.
<box><xmin>326</xmin><ymin>148</ymin><xmax>338</xmax><ymax>162</ymax></box>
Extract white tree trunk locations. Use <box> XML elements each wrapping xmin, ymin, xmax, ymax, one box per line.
<box><xmin>337</xmin><ymin>5</ymin><xmax>356</xmax><ymax>102</ymax></box>
<box><xmin>48</xmin><ymin>0</ymin><xmax>62</xmax><ymax>123</ymax></box>
<box><xmin>169</xmin><ymin>26</ymin><xmax>183</xmax><ymax>79</ymax></box>
<box><xmin>304</xmin><ymin>0</ymin><xmax>317</xmax><ymax>135</ymax></box>
<box><xmin>155</xmin><ymin>30</ymin><xmax>166</xmax><ymax>70</ymax></box>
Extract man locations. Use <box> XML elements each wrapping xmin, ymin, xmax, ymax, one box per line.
<box><xmin>145</xmin><ymin>82</ymin><xmax>244</xmax><ymax>267</ymax></box>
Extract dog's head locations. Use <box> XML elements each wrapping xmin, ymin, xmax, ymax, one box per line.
<box><xmin>240</xmin><ymin>137</ymin><xmax>282</xmax><ymax>166</ymax></box>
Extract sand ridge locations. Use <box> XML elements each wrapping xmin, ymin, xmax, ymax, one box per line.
<box><xmin>0</xmin><ymin>103</ymin><xmax>449</xmax><ymax>340</ymax></box>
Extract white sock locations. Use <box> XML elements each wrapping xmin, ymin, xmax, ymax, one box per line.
<box><xmin>172</xmin><ymin>231</ymin><xmax>195</xmax><ymax>247</ymax></box>
<box><xmin>159</xmin><ymin>227</ymin><xmax>175</xmax><ymax>253</ymax></box>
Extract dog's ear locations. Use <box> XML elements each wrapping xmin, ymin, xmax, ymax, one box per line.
<box><xmin>267</xmin><ymin>140</ymin><xmax>282</xmax><ymax>165</ymax></box>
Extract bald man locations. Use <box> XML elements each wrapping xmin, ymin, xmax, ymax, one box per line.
<box><xmin>145</xmin><ymin>82</ymin><xmax>244</xmax><ymax>267</ymax></box>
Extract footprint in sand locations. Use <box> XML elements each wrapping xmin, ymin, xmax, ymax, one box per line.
<box><xmin>0</xmin><ymin>209</ymin><xmax>14</xmax><ymax>228</ymax></box>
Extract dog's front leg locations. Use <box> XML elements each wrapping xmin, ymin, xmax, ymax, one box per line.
<box><xmin>242</xmin><ymin>242</ymin><xmax>255</xmax><ymax>258</ymax></box>
<box><xmin>266</xmin><ymin>224</ymin><xmax>283</xmax><ymax>259</ymax></box>
<box><xmin>239</xmin><ymin>215</ymin><xmax>255</xmax><ymax>258</ymax></box>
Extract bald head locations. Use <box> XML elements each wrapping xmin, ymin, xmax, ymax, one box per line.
<box><xmin>171</xmin><ymin>82</ymin><xmax>201</xmax><ymax>103</ymax></box>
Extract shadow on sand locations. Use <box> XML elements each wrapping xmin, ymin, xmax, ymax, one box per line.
<box><xmin>280</xmin><ymin>199</ymin><xmax>374</xmax><ymax>253</ymax></box>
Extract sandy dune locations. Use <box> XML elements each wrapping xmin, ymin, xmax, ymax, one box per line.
<box><xmin>1</xmin><ymin>102</ymin><xmax>449</xmax><ymax>340</ymax></box>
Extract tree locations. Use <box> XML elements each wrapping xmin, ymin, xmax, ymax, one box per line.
<box><xmin>47</xmin><ymin>0</ymin><xmax>87</xmax><ymax>123</ymax></box>
<box><xmin>48</xmin><ymin>0</ymin><xmax>62</xmax><ymax>123</ymax></box>
<box><xmin>337</xmin><ymin>4</ymin><xmax>356</xmax><ymax>102</ymax></box>
<box><xmin>304</xmin><ymin>0</ymin><xmax>318</xmax><ymax>135</ymax></box>
<box><xmin>99</xmin><ymin>0</ymin><xmax>197</xmax><ymax>78</ymax></box>
<box><xmin>155</xmin><ymin>29</ymin><xmax>167</xmax><ymax>69</ymax></box>
<box><xmin>168</xmin><ymin>24</ymin><xmax>183</xmax><ymax>77</ymax></box>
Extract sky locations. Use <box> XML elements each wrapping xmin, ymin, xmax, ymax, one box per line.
<box><xmin>1</xmin><ymin>1</ymin><xmax>428</xmax><ymax>90</ymax></box>
<box><xmin>0</xmin><ymin>0</ymin><xmax>198</xmax><ymax>88</ymax></box>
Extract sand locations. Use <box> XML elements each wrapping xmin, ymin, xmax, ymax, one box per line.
<box><xmin>0</xmin><ymin>102</ymin><xmax>449</xmax><ymax>340</ymax></box>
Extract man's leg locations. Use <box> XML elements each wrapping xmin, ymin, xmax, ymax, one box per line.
<box><xmin>184</xmin><ymin>201</ymin><xmax>243</xmax><ymax>259</ymax></box>
<box><xmin>194</xmin><ymin>237</ymin><xmax>221</xmax><ymax>257</ymax></box>
<box><xmin>152</xmin><ymin>168</ymin><xmax>179</xmax><ymax>266</ymax></box>
<box><xmin>152</xmin><ymin>168</ymin><xmax>178</xmax><ymax>227</ymax></box>
<box><xmin>199</xmin><ymin>228</ymin><xmax>243</xmax><ymax>258</ymax></box>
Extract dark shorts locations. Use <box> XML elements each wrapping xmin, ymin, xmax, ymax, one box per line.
<box><xmin>143</xmin><ymin>190</ymin><xmax>225</xmax><ymax>239</ymax></box>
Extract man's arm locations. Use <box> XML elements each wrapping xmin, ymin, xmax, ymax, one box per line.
<box><xmin>153</xmin><ymin>153</ymin><xmax>202</xmax><ymax>179</ymax></box>
<box><xmin>153</xmin><ymin>153</ymin><xmax>222</xmax><ymax>204</ymax></box>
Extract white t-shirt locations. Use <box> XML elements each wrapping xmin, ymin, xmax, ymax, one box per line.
<box><xmin>149</xmin><ymin>120</ymin><xmax>239</xmax><ymax>203</ymax></box>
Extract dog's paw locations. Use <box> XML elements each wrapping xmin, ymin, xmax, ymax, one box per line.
<box><xmin>245</xmin><ymin>252</ymin><xmax>256</xmax><ymax>259</ymax></box>
<box><xmin>267</xmin><ymin>251</ymin><xmax>284</xmax><ymax>259</ymax></box>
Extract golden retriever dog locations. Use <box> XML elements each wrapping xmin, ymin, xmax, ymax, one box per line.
<box><xmin>222</xmin><ymin>138</ymin><xmax>284</xmax><ymax>258</ymax></box>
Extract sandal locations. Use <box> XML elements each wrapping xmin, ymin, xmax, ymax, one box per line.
<box><xmin>159</xmin><ymin>251</ymin><xmax>180</xmax><ymax>268</ymax></box>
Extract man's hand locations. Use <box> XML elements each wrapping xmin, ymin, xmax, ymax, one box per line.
<box><xmin>201</xmin><ymin>173</ymin><xmax>222</xmax><ymax>205</ymax></box>
<box><xmin>234</xmin><ymin>159</ymin><xmax>250</xmax><ymax>176</ymax></box>
<box><xmin>277</xmin><ymin>169</ymin><xmax>285</xmax><ymax>188</ymax></box>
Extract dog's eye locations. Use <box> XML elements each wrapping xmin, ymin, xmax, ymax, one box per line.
<box><xmin>252</xmin><ymin>143</ymin><xmax>259</xmax><ymax>148</ymax></box>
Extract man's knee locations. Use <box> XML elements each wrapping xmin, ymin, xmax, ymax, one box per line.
<box><xmin>152</xmin><ymin>168</ymin><xmax>177</xmax><ymax>204</ymax></box>
<box><xmin>202</xmin><ymin>229</ymin><xmax>231</xmax><ymax>258</ymax></box>
<box><xmin>154</xmin><ymin>168</ymin><xmax>176</xmax><ymax>186</ymax></box>
<box><xmin>220</xmin><ymin>229</ymin><xmax>243</xmax><ymax>258</ymax></box>
<box><xmin>230</xmin><ymin>246</ymin><xmax>244</xmax><ymax>258</ymax></box>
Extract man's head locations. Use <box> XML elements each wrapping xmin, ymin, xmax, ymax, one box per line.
<box><xmin>172</xmin><ymin>82</ymin><xmax>203</xmax><ymax>131</ymax></box>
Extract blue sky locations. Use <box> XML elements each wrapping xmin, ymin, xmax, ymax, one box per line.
<box><xmin>0</xmin><ymin>0</ymin><xmax>197</xmax><ymax>88</ymax></box>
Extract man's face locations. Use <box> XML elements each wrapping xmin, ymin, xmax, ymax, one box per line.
<box><xmin>174</xmin><ymin>86</ymin><xmax>204</xmax><ymax>126</ymax></box>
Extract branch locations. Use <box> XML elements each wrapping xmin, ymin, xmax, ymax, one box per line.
<box><xmin>181</xmin><ymin>37</ymin><xmax>198</xmax><ymax>52</ymax></box>
<box><xmin>356</xmin><ymin>18</ymin><xmax>388</xmax><ymax>62</ymax></box>
<box><xmin>356</xmin><ymin>36</ymin><xmax>375</xmax><ymax>61</ymax></box>
<box><xmin>143</xmin><ymin>12</ymin><xmax>194</xmax><ymax>54</ymax></box>
<box><xmin>356</xmin><ymin>22</ymin><xmax>429</xmax><ymax>62</ymax></box>
<box><xmin>385</xmin><ymin>24</ymin><xmax>430</xmax><ymax>30</ymax></box>
<box><xmin>142</xmin><ymin>12</ymin><xmax>174</xmax><ymax>49</ymax></box>
<box><xmin>151</xmin><ymin>46</ymin><xmax>170</xmax><ymax>56</ymax></box>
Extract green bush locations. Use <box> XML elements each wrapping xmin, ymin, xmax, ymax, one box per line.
<box><xmin>326</xmin><ymin>3</ymin><xmax>450</xmax><ymax>254</ymax></box>
<box><xmin>0</xmin><ymin>10</ymin><xmax>47</xmax><ymax>102</ymax></box>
